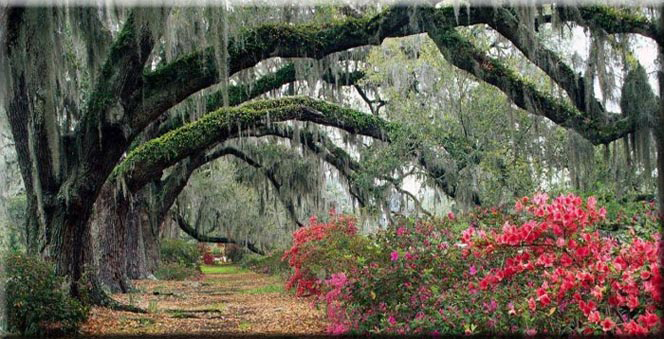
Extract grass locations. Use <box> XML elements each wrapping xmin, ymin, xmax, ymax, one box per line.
<box><xmin>200</xmin><ymin>264</ymin><xmax>247</xmax><ymax>274</ymax></box>
<box><xmin>240</xmin><ymin>284</ymin><xmax>284</xmax><ymax>295</ymax></box>
<box><xmin>147</xmin><ymin>300</ymin><xmax>159</xmax><ymax>313</ymax></box>
<box><xmin>237</xmin><ymin>322</ymin><xmax>251</xmax><ymax>331</ymax></box>
<box><xmin>192</xmin><ymin>302</ymin><xmax>226</xmax><ymax>312</ymax></box>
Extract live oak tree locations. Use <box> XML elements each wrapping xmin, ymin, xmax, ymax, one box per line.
<box><xmin>2</xmin><ymin>3</ymin><xmax>663</xmax><ymax>303</ymax></box>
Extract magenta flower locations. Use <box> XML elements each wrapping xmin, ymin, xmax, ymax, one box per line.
<box><xmin>388</xmin><ymin>315</ymin><xmax>396</xmax><ymax>326</ymax></box>
<box><xmin>469</xmin><ymin>265</ymin><xmax>477</xmax><ymax>276</ymax></box>
<box><xmin>390</xmin><ymin>251</ymin><xmax>399</xmax><ymax>261</ymax></box>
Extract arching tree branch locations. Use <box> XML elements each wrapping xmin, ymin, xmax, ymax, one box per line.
<box><xmin>426</xmin><ymin>27</ymin><xmax>632</xmax><ymax>145</ymax></box>
<box><xmin>173</xmin><ymin>209</ymin><xmax>264</xmax><ymax>255</ymax></box>
<box><xmin>114</xmin><ymin>97</ymin><xmax>394</xmax><ymax>192</ymax></box>
<box><xmin>154</xmin><ymin>63</ymin><xmax>365</xmax><ymax>138</ymax></box>
<box><xmin>127</xmin><ymin>6</ymin><xmax>488</xmax><ymax>128</ymax></box>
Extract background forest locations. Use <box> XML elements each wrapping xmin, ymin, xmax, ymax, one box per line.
<box><xmin>0</xmin><ymin>0</ymin><xmax>662</xmax><ymax>336</ymax></box>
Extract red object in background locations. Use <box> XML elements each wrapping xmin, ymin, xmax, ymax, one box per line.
<box><xmin>202</xmin><ymin>251</ymin><xmax>215</xmax><ymax>265</ymax></box>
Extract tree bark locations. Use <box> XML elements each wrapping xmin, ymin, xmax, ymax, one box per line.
<box><xmin>125</xmin><ymin>188</ymin><xmax>160</xmax><ymax>280</ymax></box>
<box><xmin>92</xmin><ymin>183</ymin><xmax>131</xmax><ymax>293</ymax></box>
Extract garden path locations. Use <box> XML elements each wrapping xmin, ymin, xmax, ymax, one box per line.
<box><xmin>81</xmin><ymin>265</ymin><xmax>327</xmax><ymax>335</ymax></box>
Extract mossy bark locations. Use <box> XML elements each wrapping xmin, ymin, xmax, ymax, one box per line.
<box><xmin>426</xmin><ymin>27</ymin><xmax>632</xmax><ymax>145</ymax></box>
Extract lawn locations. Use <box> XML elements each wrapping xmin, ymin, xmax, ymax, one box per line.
<box><xmin>200</xmin><ymin>264</ymin><xmax>247</xmax><ymax>274</ymax></box>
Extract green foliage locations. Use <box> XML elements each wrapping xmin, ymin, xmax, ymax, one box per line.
<box><xmin>200</xmin><ymin>264</ymin><xmax>246</xmax><ymax>275</ymax></box>
<box><xmin>294</xmin><ymin>194</ymin><xmax>661</xmax><ymax>335</ymax></box>
<box><xmin>0</xmin><ymin>194</ymin><xmax>26</xmax><ymax>253</ymax></box>
<box><xmin>225</xmin><ymin>244</ymin><xmax>247</xmax><ymax>263</ymax></box>
<box><xmin>240</xmin><ymin>284</ymin><xmax>283</xmax><ymax>295</ymax></box>
<box><xmin>239</xmin><ymin>250</ymin><xmax>291</xmax><ymax>277</ymax></box>
<box><xmin>160</xmin><ymin>239</ymin><xmax>200</xmax><ymax>269</ymax></box>
<box><xmin>2</xmin><ymin>253</ymin><xmax>89</xmax><ymax>336</ymax></box>
<box><xmin>154</xmin><ymin>262</ymin><xmax>200</xmax><ymax>281</ymax></box>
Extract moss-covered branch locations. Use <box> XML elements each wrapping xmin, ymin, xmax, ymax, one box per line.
<box><xmin>128</xmin><ymin>5</ymin><xmax>648</xmax><ymax>144</ymax></box>
<box><xmin>557</xmin><ymin>6</ymin><xmax>661</xmax><ymax>44</ymax></box>
<box><xmin>114</xmin><ymin>97</ymin><xmax>394</xmax><ymax>192</ymax></box>
<box><xmin>154</xmin><ymin>63</ymin><xmax>365</xmax><ymax>138</ymax></box>
<box><xmin>128</xmin><ymin>6</ymin><xmax>484</xmax><ymax>130</ymax></box>
<box><xmin>481</xmin><ymin>7</ymin><xmax>606</xmax><ymax>119</ymax></box>
<box><xmin>427</xmin><ymin>27</ymin><xmax>633</xmax><ymax>145</ymax></box>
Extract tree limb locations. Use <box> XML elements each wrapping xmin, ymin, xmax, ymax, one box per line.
<box><xmin>127</xmin><ymin>6</ymin><xmax>484</xmax><ymax>129</ymax></box>
<box><xmin>426</xmin><ymin>27</ymin><xmax>632</xmax><ymax>145</ymax></box>
<box><xmin>173</xmin><ymin>210</ymin><xmax>264</xmax><ymax>255</ymax></box>
<box><xmin>114</xmin><ymin>97</ymin><xmax>394</xmax><ymax>192</ymax></box>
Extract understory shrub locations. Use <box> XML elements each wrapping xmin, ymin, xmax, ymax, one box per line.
<box><xmin>2</xmin><ymin>253</ymin><xmax>89</xmax><ymax>336</ymax></box>
<box><xmin>240</xmin><ymin>249</ymin><xmax>291</xmax><ymax>277</ymax></box>
<box><xmin>225</xmin><ymin>243</ymin><xmax>247</xmax><ymax>263</ymax></box>
<box><xmin>160</xmin><ymin>239</ymin><xmax>200</xmax><ymax>268</ymax></box>
<box><xmin>284</xmin><ymin>194</ymin><xmax>662</xmax><ymax>335</ymax></box>
<box><xmin>154</xmin><ymin>262</ymin><xmax>201</xmax><ymax>281</ymax></box>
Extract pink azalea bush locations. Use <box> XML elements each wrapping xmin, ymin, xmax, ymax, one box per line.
<box><xmin>283</xmin><ymin>193</ymin><xmax>662</xmax><ymax>335</ymax></box>
<box><xmin>282</xmin><ymin>211</ymin><xmax>363</xmax><ymax>297</ymax></box>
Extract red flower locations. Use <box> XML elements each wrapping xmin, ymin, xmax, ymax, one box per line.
<box><xmin>641</xmin><ymin>270</ymin><xmax>651</xmax><ymax>280</ymax></box>
<box><xmin>601</xmin><ymin>317</ymin><xmax>615</xmax><ymax>332</ymax></box>
<box><xmin>588</xmin><ymin>310</ymin><xmax>601</xmax><ymax>324</ymax></box>
<box><xmin>626</xmin><ymin>294</ymin><xmax>639</xmax><ymax>311</ymax></box>
<box><xmin>638</xmin><ymin>311</ymin><xmax>660</xmax><ymax>330</ymax></box>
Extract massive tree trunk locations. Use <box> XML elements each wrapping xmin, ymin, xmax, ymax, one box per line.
<box><xmin>92</xmin><ymin>183</ymin><xmax>132</xmax><ymax>293</ymax></box>
<box><xmin>125</xmin><ymin>187</ymin><xmax>160</xmax><ymax>280</ymax></box>
<box><xmin>3</xmin><ymin>8</ymin><xmax>166</xmax><ymax>300</ymax></box>
<box><xmin>94</xmin><ymin>182</ymin><xmax>170</xmax><ymax>288</ymax></box>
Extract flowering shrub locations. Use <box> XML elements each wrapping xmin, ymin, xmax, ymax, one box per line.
<box><xmin>459</xmin><ymin>193</ymin><xmax>661</xmax><ymax>335</ymax></box>
<box><xmin>286</xmin><ymin>194</ymin><xmax>662</xmax><ymax>335</ymax></box>
<box><xmin>202</xmin><ymin>251</ymin><xmax>215</xmax><ymax>265</ymax></box>
<box><xmin>282</xmin><ymin>211</ymin><xmax>364</xmax><ymax>297</ymax></box>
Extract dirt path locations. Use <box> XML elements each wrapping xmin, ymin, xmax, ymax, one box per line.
<box><xmin>81</xmin><ymin>265</ymin><xmax>327</xmax><ymax>335</ymax></box>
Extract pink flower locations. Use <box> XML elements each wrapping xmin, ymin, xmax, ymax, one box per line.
<box><xmin>396</xmin><ymin>227</ymin><xmax>406</xmax><ymax>236</ymax></box>
<box><xmin>588</xmin><ymin>310</ymin><xmax>601</xmax><ymax>323</ymax></box>
<box><xmin>599</xmin><ymin>207</ymin><xmax>607</xmax><ymax>218</ymax></box>
<box><xmin>388</xmin><ymin>316</ymin><xmax>396</xmax><ymax>326</ymax></box>
<box><xmin>447</xmin><ymin>212</ymin><xmax>455</xmax><ymax>220</ymax></box>
<box><xmin>390</xmin><ymin>251</ymin><xmax>399</xmax><ymax>262</ymax></box>
<box><xmin>469</xmin><ymin>265</ymin><xmax>477</xmax><ymax>276</ymax></box>
<box><xmin>327</xmin><ymin>323</ymin><xmax>348</xmax><ymax>335</ymax></box>
<box><xmin>533</xmin><ymin>192</ymin><xmax>548</xmax><ymax>205</ymax></box>
<box><xmin>526</xmin><ymin>329</ymin><xmax>537</xmax><ymax>336</ymax></box>
<box><xmin>641</xmin><ymin>270</ymin><xmax>651</xmax><ymax>280</ymax></box>
<box><xmin>508</xmin><ymin>302</ymin><xmax>516</xmax><ymax>315</ymax></box>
